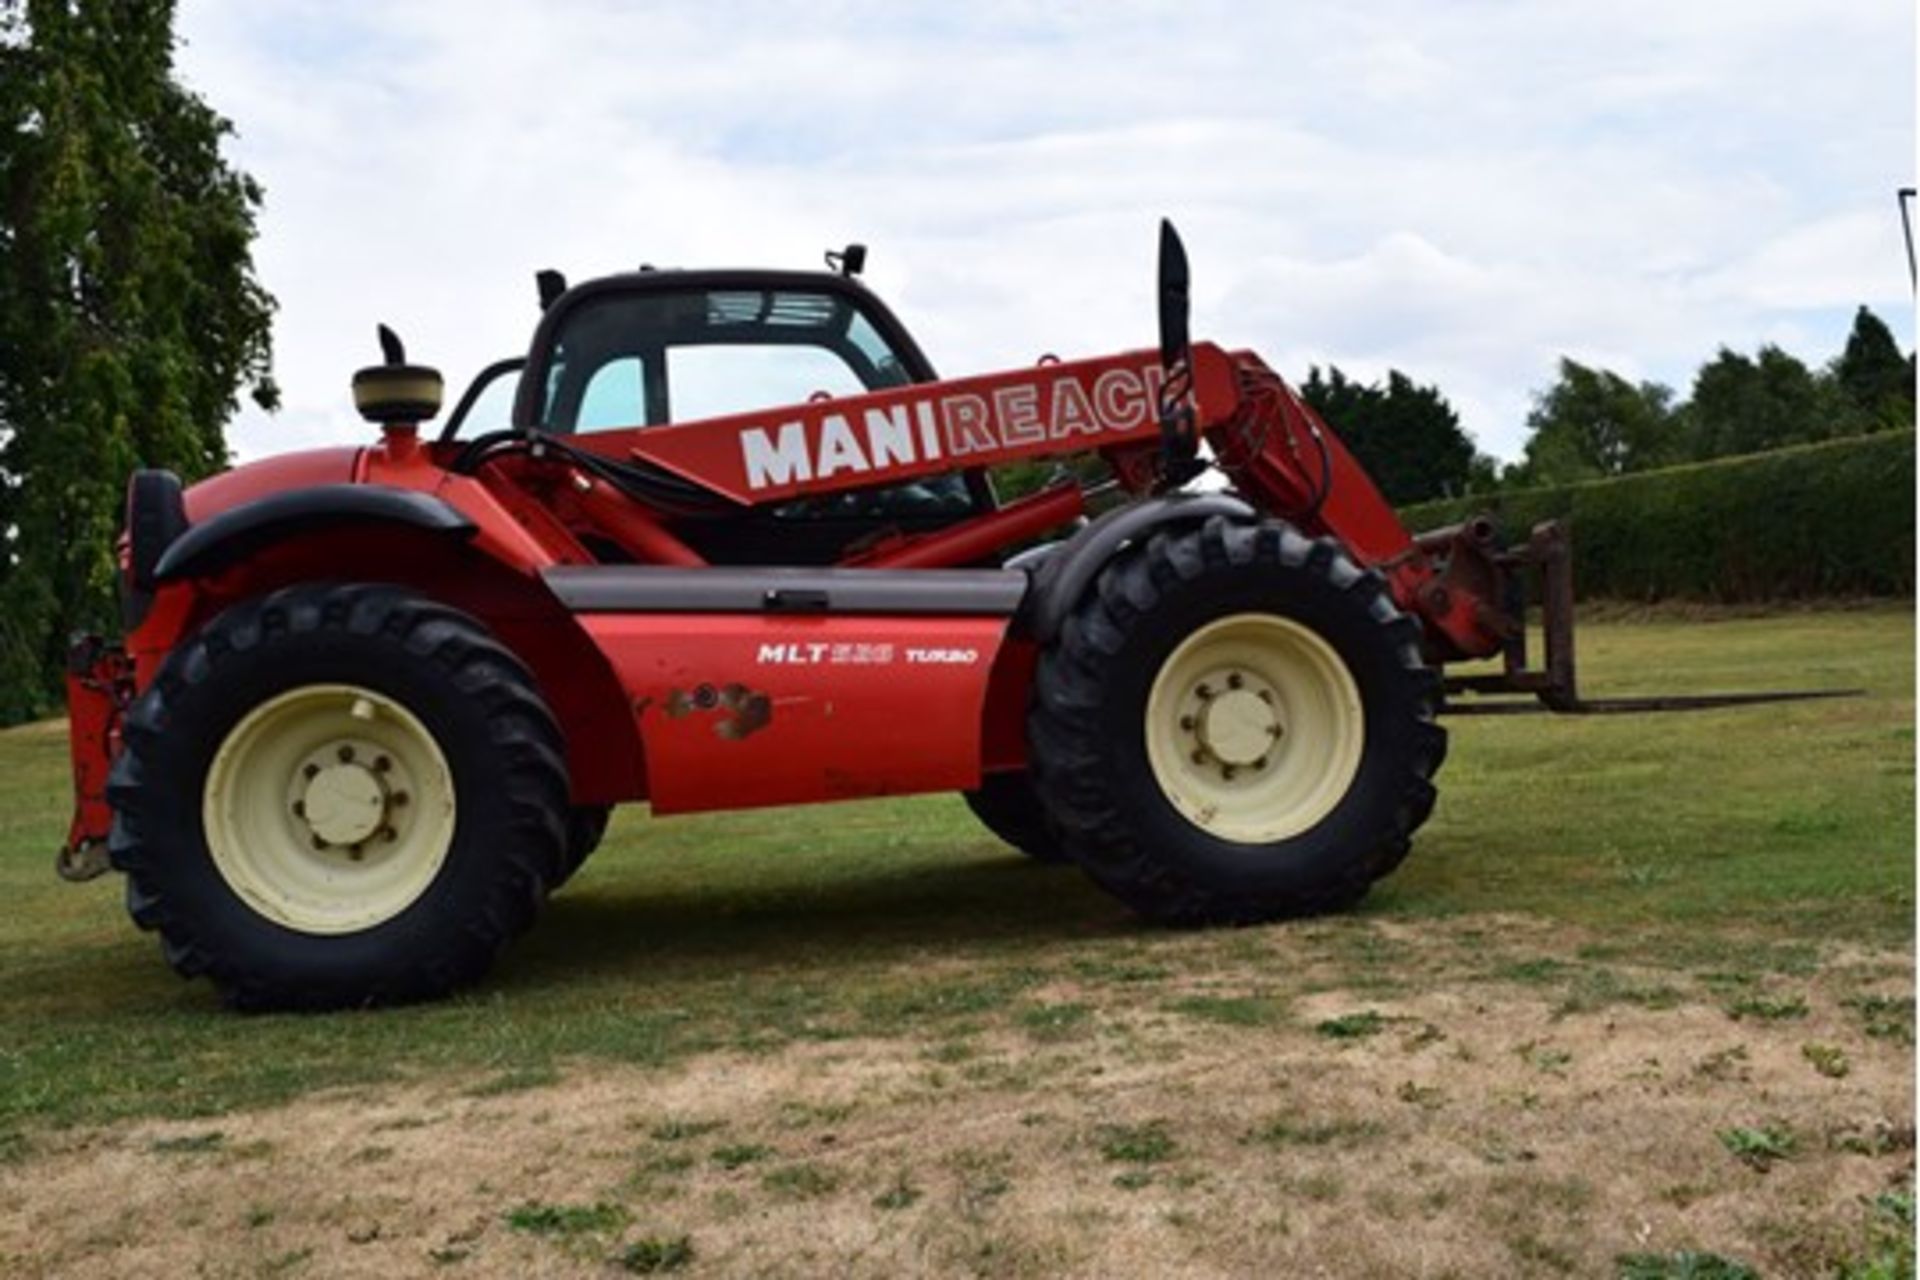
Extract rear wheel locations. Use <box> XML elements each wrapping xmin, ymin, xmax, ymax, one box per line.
<box><xmin>962</xmin><ymin>772</ymin><xmax>1067</xmax><ymax>863</ymax></box>
<box><xmin>108</xmin><ymin>583</ymin><xmax>570</xmax><ymax>1010</ymax></box>
<box><xmin>1028</xmin><ymin>517</ymin><xmax>1444</xmax><ymax>924</ymax></box>
<box><xmin>556</xmin><ymin>805</ymin><xmax>612</xmax><ymax>887</ymax></box>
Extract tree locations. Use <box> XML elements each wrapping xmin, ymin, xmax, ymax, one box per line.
<box><xmin>1687</xmin><ymin>345</ymin><xmax>1845</xmax><ymax>461</ymax></box>
<box><xmin>1513</xmin><ymin>358</ymin><xmax>1681</xmax><ymax>485</ymax></box>
<box><xmin>1297</xmin><ymin>365</ymin><xmax>1481</xmax><ymax>505</ymax></box>
<box><xmin>1832</xmin><ymin>305</ymin><xmax>1915</xmax><ymax>432</ymax></box>
<box><xmin>0</xmin><ymin>0</ymin><xmax>275</xmax><ymax>721</ymax></box>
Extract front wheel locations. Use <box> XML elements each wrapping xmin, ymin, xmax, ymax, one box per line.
<box><xmin>1028</xmin><ymin>517</ymin><xmax>1445</xmax><ymax>924</ymax></box>
<box><xmin>108</xmin><ymin>584</ymin><xmax>570</xmax><ymax>1010</ymax></box>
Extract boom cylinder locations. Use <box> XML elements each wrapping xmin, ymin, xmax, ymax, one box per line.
<box><xmin>569</xmin><ymin>473</ymin><xmax>707</xmax><ymax>566</ymax></box>
<box><xmin>856</xmin><ymin>482</ymin><xmax>1086</xmax><ymax>569</ymax></box>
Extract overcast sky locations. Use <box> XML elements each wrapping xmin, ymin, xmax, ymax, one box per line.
<box><xmin>174</xmin><ymin>1</ymin><xmax>1915</xmax><ymax>463</ymax></box>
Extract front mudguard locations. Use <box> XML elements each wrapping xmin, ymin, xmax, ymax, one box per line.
<box><xmin>58</xmin><ymin>635</ymin><xmax>132</xmax><ymax>881</ymax></box>
<box><xmin>1018</xmin><ymin>492</ymin><xmax>1257</xmax><ymax>642</ymax></box>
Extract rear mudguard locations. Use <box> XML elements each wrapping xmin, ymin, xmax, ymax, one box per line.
<box><xmin>153</xmin><ymin>485</ymin><xmax>476</xmax><ymax>582</ymax></box>
<box><xmin>121</xmin><ymin>530</ymin><xmax>645</xmax><ymax>807</ymax></box>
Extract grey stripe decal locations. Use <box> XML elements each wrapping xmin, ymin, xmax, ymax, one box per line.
<box><xmin>544</xmin><ymin>565</ymin><xmax>1028</xmax><ymax>615</ymax></box>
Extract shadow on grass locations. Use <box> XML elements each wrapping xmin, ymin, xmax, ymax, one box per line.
<box><xmin>503</xmin><ymin>851</ymin><xmax>1142</xmax><ymax>991</ymax></box>
<box><xmin>0</xmin><ymin>846</ymin><xmax>1162</xmax><ymax>1130</ymax></box>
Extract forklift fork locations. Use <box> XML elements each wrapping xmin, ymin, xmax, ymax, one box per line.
<box><xmin>1438</xmin><ymin>520</ymin><xmax>1861</xmax><ymax>716</ymax></box>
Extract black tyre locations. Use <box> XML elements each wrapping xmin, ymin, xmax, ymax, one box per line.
<box><xmin>962</xmin><ymin>772</ymin><xmax>1068</xmax><ymax>863</ymax></box>
<box><xmin>107</xmin><ymin>583</ymin><xmax>570</xmax><ymax>1010</ymax></box>
<box><xmin>556</xmin><ymin>804</ymin><xmax>613</xmax><ymax>886</ymax></box>
<box><xmin>1028</xmin><ymin>516</ymin><xmax>1445</xmax><ymax>924</ymax></box>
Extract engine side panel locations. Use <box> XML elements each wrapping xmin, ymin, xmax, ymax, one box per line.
<box><xmin>577</xmin><ymin>612</ymin><xmax>1011</xmax><ymax>814</ymax></box>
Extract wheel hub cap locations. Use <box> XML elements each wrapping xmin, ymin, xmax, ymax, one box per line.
<box><xmin>301</xmin><ymin>761</ymin><xmax>387</xmax><ymax>847</ymax></box>
<box><xmin>1194</xmin><ymin>681</ymin><xmax>1280</xmax><ymax>766</ymax></box>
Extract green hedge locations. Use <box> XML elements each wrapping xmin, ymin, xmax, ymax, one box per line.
<box><xmin>1398</xmin><ymin>431</ymin><xmax>1915</xmax><ymax>601</ymax></box>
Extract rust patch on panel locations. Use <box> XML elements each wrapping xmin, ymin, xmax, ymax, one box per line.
<box><xmin>712</xmin><ymin>683</ymin><xmax>773</xmax><ymax>740</ymax></box>
<box><xmin>658</xmin><ymin>683</ymin><xmax>773</xmax><ymax>739</ymax></box>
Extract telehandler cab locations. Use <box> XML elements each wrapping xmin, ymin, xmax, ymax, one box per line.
<box><xmin>57</xmin><ymin>223</ymin><xmax>1835</xmax><ymax>1009</ymax></box>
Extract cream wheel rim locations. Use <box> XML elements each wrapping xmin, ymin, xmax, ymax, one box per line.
<box><xmin>202</xmin><ymin>683</ymin><xmax>457</xmax><ymax>935</ymax></box>
<box><xmin>1144</xmin><ymin>613</ymin><xmax>1365</xmax><ymax>844</ymax></box>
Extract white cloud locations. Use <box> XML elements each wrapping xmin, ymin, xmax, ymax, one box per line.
<box><xmin>1704</xmin><ymin>212</ymin><xmax>1912</xmax><ymax>310</ymax></box>
<box><xmin>174</xmin><ymin>0</ymin><xmax>1915</xmax><ymax>463</ymax></box>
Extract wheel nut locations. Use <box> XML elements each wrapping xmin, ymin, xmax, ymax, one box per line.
<box><xmin>1179</xmin><ymin>715</ymin><xmax>1196</xmax><ymax>732</ymax></box>
<box><xmin>348</xmin><ymin>845</ymin><xmax>365</xmax><ymax>862</ymax></box>
<box><xmin>381</xmin><ymin>827</ymin><xmax>397</xmax><ymax>843</ymax></box>
<box><xmin>336</xmin><ymin>745</ymin><xmax>355</xmax><ymax>763</ymax></box>
<box><xmin>303</xmin><ymin>763</ymin><xmax>320</xmax><ymax>780</ymax></box>
<box><xmin>1195</xmin><ymin>682</ymin><xmax>1214</xmax><ymax>701</ymax></box>
<box><xmin>1269</xmin><ymin>723</ymin><xmax>1285</xmax><ymax>738</ymax></box>
<box><xmin>1254</xmin><ymin>756</ymin><xmax>1269</xmax><ymax>770</ymax></box>
<box><xmin>1257</xmin><ymin>689</ymin><xmax>1273</xmax><ymax>705</ymax></box>
<box><xmin>1221</xmin><ymin>765</ymin><xmax>1238</xmax><ymax>781</ymax></box>
<box><xmin>1190</xmin><ymin>749</ymin><xmax>1207</xmax><ymax>764</ymax></box>
<box><xmin>390</xmin><ymin>790</ymin><xmax>409</xmax><ymax>807</ymax></box>
<box><xmin>291</xmin><ymin>799</ymin><xmax>305</xmax><ymax>818</ymax></box>
<box><xmin>310</xmin><ymin>834</ymin><xmax>328</xmax><ymax>850</ymax></box>
<box><xmin>373</xmin><ymin>755</ymin><xmax>391</xmax><ymax>773</ymax></box>
<box><xmin>1227</xmin><ymin>673</ymin><xmax>1243</xmax><ymax>690</ymax></box>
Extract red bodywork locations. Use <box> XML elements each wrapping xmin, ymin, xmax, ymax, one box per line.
<box><xmin>64</xmin><ymin>340</ymin><xmax>1516</xmax><ymax>848</ymax></box>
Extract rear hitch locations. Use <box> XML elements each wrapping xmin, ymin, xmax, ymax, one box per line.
<box><xmin>58</xmin><ymin>634</ymin><xmax>132</xmax><ymax>881</ymax></box>
<box><xmin>1438</xmin><ymin>520</ymin><xmax>1862</xmax><ymax>716</ymax></box>
<box><xmin>56</xmin><ymin>840</ymin><xmax>111</xmax><ymax>883</ymax></box>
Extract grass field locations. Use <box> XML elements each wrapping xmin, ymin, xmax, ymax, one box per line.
<box><xmin>0</xmin><ymin>605</ymin><xmax>1912</xmax><ymax>1277</ymax></box>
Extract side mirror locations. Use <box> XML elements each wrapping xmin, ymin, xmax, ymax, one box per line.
<box><xmin>825</xmin><ymin>243</ymin><xmax>867</xmax><ymax>276</ymax></box>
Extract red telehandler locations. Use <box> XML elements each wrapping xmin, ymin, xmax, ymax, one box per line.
<box><xmin>55</xmin><ymin>223</ymin><xmax>1836</xmax><ymax>1009</ymax></box>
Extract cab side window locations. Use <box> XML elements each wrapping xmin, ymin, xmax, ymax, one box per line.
<box><xmin>666</xmin><ymin>344</ymin><xmax>864</xmax><ymax>423</ymax></box>
<box><xmin>578</xmin><ymin>356</ymin><xmax>648</xmax><ymax>431</ymax></box>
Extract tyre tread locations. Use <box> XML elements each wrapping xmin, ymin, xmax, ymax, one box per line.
<box><xmin>1027</xmin><ymin>520</ymin><xmax>1444</xmax><ymax>925</ymax></box>
<box><xmin>107</xmin><ymin>583</ymin><xmax>569</xmax><ymax>1010</ymax></box>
